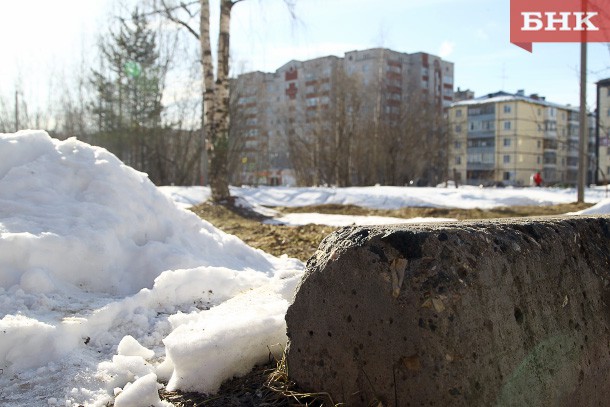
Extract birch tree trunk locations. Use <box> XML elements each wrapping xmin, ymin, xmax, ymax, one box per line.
<box><xmin>210</xmin><ymin>0</ymin><xmax>233</xmax><ymax>201</ymax></box>
<box><xmin>199</xmin><ymin>0</ymin><xmax>231</xmax><ymax>202</ymax></box>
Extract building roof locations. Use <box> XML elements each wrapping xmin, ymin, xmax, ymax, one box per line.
<box><xmin>451</xmin><ymin>90</ymin><xmax>579</xmax><ymax>112</ymax></box>
<box><xmin>597</xmin><ymin>77</ymin><xmax>610</xmax><ymax>87</ymax></box>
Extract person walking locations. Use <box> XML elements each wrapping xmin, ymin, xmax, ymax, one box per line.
<box><xmin>533</xmin><ymin>171</ymin><xmax>543</xmax><ymax>187</ymax></box>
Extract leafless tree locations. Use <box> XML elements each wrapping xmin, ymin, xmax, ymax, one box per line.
<box><xmin>282</xmin><ymin>70</ymin><xmax>449</xmax><ymax>187</ymax></box>
<box><xmin>155</xmin><ymin>0</ymin><xmax>296</xmax><ymax>202</ymax></box>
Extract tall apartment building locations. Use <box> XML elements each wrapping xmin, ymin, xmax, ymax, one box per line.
<box><xmin>449</xmin><ymin>91</ymin><xmax>595</xmax><ymax>187</ymax></box>
<box><xmin>597</xmin><ymin>78</ymin><xmax>610</xmax><ymax>183</ymax></box>
<box><xmin>232</xmin><ymin>48</ymin><xmax>454</xmax><ymax>185</ymax></box>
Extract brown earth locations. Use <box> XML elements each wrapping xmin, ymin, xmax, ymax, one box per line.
<box><xmin>189</xmin><ymin>202</ymin><xmax>592</xmax><ymax>262</ymax></box>
<box><xmin>159</xmin><ymin>200</ymin><xmax>593</xmax><ymax>406</ymax></box>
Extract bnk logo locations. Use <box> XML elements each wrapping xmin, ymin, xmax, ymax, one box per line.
<box><xmin>510</xmin><ymin>0</ymin><xmax>610</xmax><ymax>51</ymax></box>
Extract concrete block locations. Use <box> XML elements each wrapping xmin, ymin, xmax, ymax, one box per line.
<box><xmin>285</xmin><ymin>216</ymin><xmax>610</xmax><ymax>406</ymax></box>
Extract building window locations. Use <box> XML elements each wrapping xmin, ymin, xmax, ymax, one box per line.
<box><xmin>504</xmin><ymin>121</ymin><xmax>511</xmax><ymax>130</ymax></box>
<box><xmin>503</xmin><ymin>155</ymin><xmax>511</xmax><ymax>163</ymax></box>
<box><xmin>455</xmin><ymin>125</ymin><xmax>462</xmax><ymax>133</ymax></box>
<box><xmin>607</xmin><ymin>88</ymin><xmax>610</xmax><ymax>97</ymax></box>
<box><xmin>607</xmin><ymin>147</ymin><xmax>610</xmax><ymax>155</ymax></box>
<box><xmin>607</xmin><ymin>108</ymin><xmax>610</xmax><ymax>117</ymax></box>
<box><xmin>306</xmin><ymin>97</ymin><xmax>319</xmax><ymax>106</ymax></box>
<box><xmin>456</xmin><ymin>156</ymin><xmax>462</xmax><ymax>165</ymax></box>
<box><xmin>456</xmin><ymin>109</ymin><xmax>462</xmax><ymax>117</ymax></box>
<box><xmin>537</xmin><ymin>140</ymin><xmax>542</xmax><ymax>148</ymax></box>
<box><xmin>504</xmin><ymin>138</ymin><xmax>511</xmax><ymax>147</ymax></box>
<box><xmin>538</xmin><ymin>108</ymin><xmax>541</xmax><ymax>116</ymax></box>
<box><xmin>504</xmin><ymin>105</ymin><xmax>512</xmax><ymax>113</ymax></box>
<box><xmin>537</xmin><ymin>156</ymin><xmax>541</xmax><ymax>164</ymax></box>
<box><xmin>454</xmin><ymin>141</ymin><xmax>461</xmax><ymax>149</ymax></box>
<box><xmin>503</xmin><ymin>171</ymin><xmax>511</xmax><ymax>181</ymax></box>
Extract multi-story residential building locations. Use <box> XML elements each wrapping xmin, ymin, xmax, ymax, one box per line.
<box><xmin>449</xmin><ymin>90</ymin><xmax>593</xmax><ymax>187</ymax></box>
<box><xmin>597</xmin><ymin>78</ymin><xmax>610</xmax><ymax>183</ymax></box>
<box><xmin>232</xmin><ymin>48</ymin><xmax>454</xmax><ymax>186</ymax></box>
<box><xmin>454</xmin><ymin>87</ymin><xmax>475</xmax><ymax>102</ymax></box>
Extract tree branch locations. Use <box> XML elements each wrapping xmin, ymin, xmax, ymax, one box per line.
<box><xmin>160</xmin><ymin>0</ymin><xmax>200</xmax><ymax>40</ymax></box>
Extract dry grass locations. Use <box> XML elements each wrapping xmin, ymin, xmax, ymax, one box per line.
<box><xmin>160</xmin><ymin>350</ymin><xmax>339</xmax><ymax>407</ymax></box>
<box><xmin>190</xmin><ymin>201</ymin><xmax>592</xmax><ymax>262</ymax></box>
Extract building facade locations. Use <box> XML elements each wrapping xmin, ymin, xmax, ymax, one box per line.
<box><xmin>231</xmin><ymin>48</ymin><xmax>454</xmax><ymax>186</ymax></box>
<box><xmin>597</xmin><ymin>78</ymin><xmax>610</xmax><ymax>183</ymax></box>
<box><xmin>449</xmin><ymin>91</ymin><xmax>595</xmax><ymax>187</ymax></box>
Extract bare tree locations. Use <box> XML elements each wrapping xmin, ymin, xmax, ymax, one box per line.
<box><xmin>157</xmin><ymin>0</ymin><xmax>295</xmax><ymax>202</ymax></box>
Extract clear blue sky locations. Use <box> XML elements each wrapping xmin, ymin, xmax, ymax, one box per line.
<box><xmin>1</xmin><ymin>0</ymin><xmax>609</xmax><ymax>111</ymax></box>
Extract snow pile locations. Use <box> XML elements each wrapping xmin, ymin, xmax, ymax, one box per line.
<box><xmin>569</xmin><ymin>198</ymin><xmax>610</xmax><ymax>216</ymax></box>
<box><xmin>0</xmin><ymin>131</ymin><xmax>303</xmax><ymax>406</ymax></box>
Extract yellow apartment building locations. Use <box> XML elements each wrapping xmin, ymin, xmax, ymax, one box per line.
<box><xmin>449</xmin><ymin>91</ymin><xmax>592</xmax><ymax>187</ymax></box>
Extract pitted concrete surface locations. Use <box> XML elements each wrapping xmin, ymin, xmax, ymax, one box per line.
<box><xmin>285</xmin><ymin>216</ymin><xmax>610</xmax><ymax>406</ymax></box>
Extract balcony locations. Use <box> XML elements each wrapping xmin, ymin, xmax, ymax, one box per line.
<box><xmin>543</xmin><ymin>140</ymin><xmax>558</xmax><ymax>151</ymax></box>
<box><xmin>543</xmin><ymin>152</ymin><xmax>557</xmax><ymax>167</ymax></box>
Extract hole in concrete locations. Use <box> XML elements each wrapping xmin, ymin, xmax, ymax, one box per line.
<box><xmin>308</xmin><ymin>330</ymin><xmax>314</xmax><ymax>336</ymax></box>
<box><xmin>514</xmin><ymin>307</ymin><xmax>524</xmax><ymax>325</ymax></box>
<box><xmin>327</xmin><ymin>332</ymin><xmax>332</xmax><ymax>337</ymax></box>
<box><xmin>347</xmin><ymin>315</ymin><xmax>352</xmax><ymax>323</ymax></box>
<box><xmin>438</xmin><ymin>232</ymin><xmax>448</xmax><ymax>241</ymax></box>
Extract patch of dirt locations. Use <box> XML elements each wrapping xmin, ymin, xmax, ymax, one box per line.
<box><xmin>190</xmin><ymin>203</ymin><xmax>335</xmax><ymax>262</ymax></box>
<box><xmin>191</xmin><ymin>202</ymin><xmax>592</xmax><ymax>262</ymax></box>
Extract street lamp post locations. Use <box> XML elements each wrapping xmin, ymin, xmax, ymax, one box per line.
<box><xmin>577</xmin><ymin>28</ymin><xmax>587</xmax><ymax>203</ymax></box>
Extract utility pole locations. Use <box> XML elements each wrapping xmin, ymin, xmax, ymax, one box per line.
<box><xmin>577</xmin><ymin>6</ymin><xmax>587</xmax><ymax>203</ymax></box>
<box><xmin>14</xmin><ymin>90</ymin><xmax>19</xmax><ymax>132</ymax></box>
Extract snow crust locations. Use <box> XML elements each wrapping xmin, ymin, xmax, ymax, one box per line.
<box><xmin>160</xmin><ymin>184</ymin><xmax>608</xmax><ymax>214</ymax></box>
<box><xmin>0</xmin><ymin>131</ymin><xmax>302</xmax><ymax>406</ymax></box>
<box><xmin>266</xmin><ymin>213</ymin><xmax>457</xmax><ymax>227</ymax></box>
